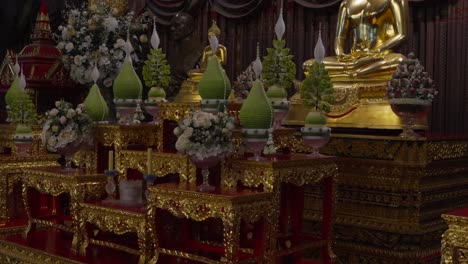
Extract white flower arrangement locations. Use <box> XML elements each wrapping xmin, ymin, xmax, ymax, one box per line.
<box><xmin>56</xmin><ymin>2</ymin><xmax>151</xmax><ymax>86</ymax></box>
<box><xmin>174</xmin><ymin>111</ymin><xmax>235</xmax><ymax>160</ymax></box>
<box><xmin>41</xmin><ymin>100</ymin><xmax>94</xmax><ymax>152</ymax></box>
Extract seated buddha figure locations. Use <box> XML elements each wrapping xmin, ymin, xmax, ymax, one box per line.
<box><xmin>188</xmin><ymin>21</ymin><xmax>227</xmax><ymax>80</ymax></box>
<box><xmin>304</xmin><ymin>0</ymin><xmax>409</xmax><ymax>79</ymax></box>
<box><xmin>290</xmin><ymin>0</ymin><xmax>412</xmax><ymax>129</ymax></box>
<box><xmin>201</xmin><ymin>21</ymin><xmax>227</xmax><ymax>70</ymax></box>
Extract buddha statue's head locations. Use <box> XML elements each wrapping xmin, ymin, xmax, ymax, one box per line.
<box><xmin>170</xmin><ymin>12</ymin><xmax>194</xmax><ymax>41</ymax></box>
<box><xmin>208</xmin><ymin>21</ymin><xmax>221</xmax><ymax>38</ymax></box>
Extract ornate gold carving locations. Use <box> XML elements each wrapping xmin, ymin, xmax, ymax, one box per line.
<box><xmin>117</xmin><ymin>150</ymin><xmax>196</xmax><ymax>183</ymax></box>
<box><xmin>147</xmin><ymin>184</ymin><xmax>276</xmax><ymax>263</ymax></box>
<box><xmin>428</xmin><ymin>141</ymin><xmax>468</xmax><ymax>161</ymax></box>
<box><xmin>21</xmin><ymin>168</ymin><xmax>106</xmax><ymax>253</ymax></box>
<box><xmin>0</xmin><ymin>155</ymin><xmax>59</xmax><ymax>224</ymax></box>
<box><xmin>158</xmin><ymin>102</ymin><xmax>199</xmax><ymax>122</ymax></box>
<box><xmin>78</xmin><ymin>203</ymin><xmax>151</xmax><ymax>263</ymax></box>
<box><xmin>94</xmin><ymin>124</ymin><xmax>162</xmax><ymax>172</ymax></box>
<box><xmin>0</xmin><ymin>239</ymin><xmax>83</xmax><ymax>264</ymax></box>
<box><xmin>442</xmin><ymin>213</ymin><xmax>468</xmax><ymax>263</ymax></box>
<box><xmin>222</xmin><ymin>155</ymin><xmax>338</xmax><ymax>192</ymax></box>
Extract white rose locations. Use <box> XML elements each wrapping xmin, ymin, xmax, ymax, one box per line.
<box><xmin>84</xmin><ymin>35</ymin><xmax>92</xmax><ymax>43</ymax></box>
<box><xmin>174</xmin><ymin>127</ymin><xmax>181</xmax><ymax>136</ymax></box>
<box><xmin>60</xmin><ymin>116</ymin><xmax>67</xmax><ymax>125</ymax></box>
<box><xmin>183</xmin><ymin>127</ymin><xmax>193</xmax><ymax>137</ymax></box>
<box><xmin>114</xmin><ymin>38</ymin><xmax>126</xmax><ymax>48</ymax></box>
<box><xmin>57</xmin><ymin>42</ymin><xmax>65</xmax><ymax>50</ymax></box>
<box><xmin>61</xmin><ymin>28</ymin><xmax>69</xmax><ymax>40</ymax></box>
<box><xmin>66</xmin><ymin>109</ymin><xmax>76</xmax><ymax>118</ymax></box>
<box><xmin>55</xmin><ymin>101</ymin><xmax>61</xmax><ymax>108</ymax></box>
<box><xmin>49</xmin><ymin>108</ymin><xmax>59</xmax><ymax>116</ymax></box>
<box><xmin>52</xmin><ymin>125</ymin><xmax>59</xmax><ymax>133</ymax></box>
<box><xmin>58</xmin><ymin>25</ymin><xmax>64</xmax><ymax>31</ymax></box>
<box><xmin>76</xmin><ymin>108</ymin><xmax>82</xmax><ymax>115</ymax></box>
<box><xmin>74</xmin><ymin>55</ymin><xmax>82</xmax><ymax>66</ymax></box>
<box><xmin>65</xmin><ymin>43</ymin><xmax>74</xmax><ymax>52</ymax></box>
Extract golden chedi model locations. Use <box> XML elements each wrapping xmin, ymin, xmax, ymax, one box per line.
<box><xmin>286</xmin><ymin>0</ymin><xmax>420</xmax><ymax>129</ymax></box>
<box><xmin>174</xmin><ymin>20</ymin><xmax>228</xmax><ymax>102</ymax></box>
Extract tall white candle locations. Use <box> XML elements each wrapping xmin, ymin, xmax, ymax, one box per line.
<box><xmin>108</xmin><ymin>150</ymin><xmax>114</xmax><ymax>170</ymax></box>
<box><xmin>147</xmin><ymin>148</ymin><xmax>152</xmax><ymax>174</ymax></box>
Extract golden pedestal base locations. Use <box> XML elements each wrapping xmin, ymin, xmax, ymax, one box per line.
<box><xmin>284</xmin><ymin>80</ymin><xmax>427</xmax><ymax>130</ymax></box>
<box><xmin>298</xmin><ymin>135</ymin><xmax>468</xmax><ymax>263</ymax></box>
<box><xmin>174</xmin><ymin>78</ymin><xmax>202</xmax><ymax>103</ymax></box>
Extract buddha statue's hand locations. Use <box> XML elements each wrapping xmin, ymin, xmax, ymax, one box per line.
<box><xmin>337</xmin><ymin>54</ymin><xmax>355</xmax><ymax>62</ymax></box>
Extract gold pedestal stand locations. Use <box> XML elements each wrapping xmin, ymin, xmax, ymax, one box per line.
<box><xmin>284</xmin><ymin>80</ymin><xmax>427</xmax><ymax>130</ymax></box>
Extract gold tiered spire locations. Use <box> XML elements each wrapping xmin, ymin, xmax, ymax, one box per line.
<box><xmin>31</xmin><ymin>0</ymin><xmax>53</xmax><ymax>44</ymax></box>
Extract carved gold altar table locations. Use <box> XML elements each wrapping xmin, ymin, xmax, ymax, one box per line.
<box><xmin>442</xmin><ymin>208</ymin><xmax>468</xmax><ymax>263</ymax></box>
<box><xmin>73</xmin><ymin>124</ymin><xmax>161</xmax><ymax>173</ymax></box>
<box><xmin>21</xmin><ymin>167</ymin><xmax>106</xmax><ymax>253</ymax></box>
<box><xmin>0</xmin><ymin>154</ymin><xmax>59</xmax><ymax>225</ymax></box>
<box><xmin>78</xmin><ymin>201</ymin><xmax>151</xmax><ymax>264</ymax></box>
<box><xmin>117</xmin><ymin>150</ymin><xmax>196</xmax><ymax>183</ymax></box>
<box><xmin>147</xmin><ymin>183</ymin><xmax>276</xmax><ymax>264</ymax></box>
<box><xmin>223</xmin><ymin>154</ymin><xmax>338</xmax><ymax>263</ymax></box>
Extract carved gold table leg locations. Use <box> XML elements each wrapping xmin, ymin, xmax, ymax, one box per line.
<box><xmin>0</xmin><ymin>172</ymin><xmax>7</xmax><ymax>226</ymax></box>
<box><xmin>137</xmin><ymin>221</ymin><xmax>150</xmax><ymax>264</ymax></box>
<box><xmin>70</xmin><ymin>186</ymin><xmax>85</xmax><ymax>255</ymax></box>
<box><xmin>147</xmin><ymin>199</ymin><xmax>159</xmax><ymax>264</ymax></box>
<box><xmin>223</xmin><ymin>212</ymin><xmax>241</xmax><ymax>264</ymax></box>
<box><xmin>22</xmin><ymin>183</ymin><xmax>35</xmax><ymax>239</ymax></box>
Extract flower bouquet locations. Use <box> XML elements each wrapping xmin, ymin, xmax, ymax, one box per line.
<box><xmin>387</xmin><ymin>52</ymin><xmax>437</xmax><ymax>138</ymax></box>
<box><xmin>174</xmin><ymin>111</ymin><xmax>235</xmax><ymax>191</ymax></box>
<box><xmin>56</xmin><ymin>1</ymin><xmax>151</xmax><ymax>86</ymax></box>
<box><xmin>232</xmin><ymin>63</ymin><xmax>256</xmax><ymax>101</ymax></box>
<box><xmin>41</xmin><ymin>101</ymin><xmax>94</xmax><ymax>169</ymax></box>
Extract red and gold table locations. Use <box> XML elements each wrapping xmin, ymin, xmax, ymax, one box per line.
<box><xmin>0</xmin><ymin>154</ymin><xmax>59</xmax><ymax>225</ymax></box>
<box><xmin>21</xmin><ymin>167</ymin><xmax>106</xmax><ymax>253</ymax></box>
<box><xmin>147</xmin><ymin>183</ymin><xmax>276</xmax><ymax>264</ymax></box>
<box><xmin>442</xmin><ymin>208</ymin><xmax>468</xmax><ymax>263</ymax></box>
<box><xmin>222</xmin><ymin>154</ymin><xmax>338</xmax><ymax>263</ymax></box>
<box><xmin>78</xmin><ymin>201</ymin><xmax>150</xmax><ymax>264</ymax></box>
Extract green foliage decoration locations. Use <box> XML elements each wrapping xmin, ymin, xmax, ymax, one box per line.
<box><xmin>142</xmin><ymin>48</ymin><xmax>171</xmax><ymax>88</ymax></box>
<box><xmin>301</xmin><ymin>62</ymin><xmax>335</xmax><ymax>113</ymax></box>
<box><xmin>262</xmin><ymin>39</ymin><xmax>296</xmax><ymax>89</ymax></box>
<box><xmin>8</xmin><ymin>91</ymin><xmax>37</xmax><ymax>125</ymax></box>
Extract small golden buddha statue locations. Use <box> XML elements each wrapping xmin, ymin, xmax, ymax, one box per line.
<box><xmin>200</xmin><ymin>21</ymin><xmax>227</xmax><ymax>70</ymax></box>
<box><xmin>175</xmin><ymin>20</ymin><xmax>229</xmax><ymax>102</ymax></box>
<box><xmin>286</xmin><ymin>0</ymin><xmax>423</xmax><ymax>129</ymax></box>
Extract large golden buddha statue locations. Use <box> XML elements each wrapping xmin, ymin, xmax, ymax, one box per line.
<box><xmin>286</xmin><ymin>0</ymin><xmax>423</xmax><ymax>129</ymax></box>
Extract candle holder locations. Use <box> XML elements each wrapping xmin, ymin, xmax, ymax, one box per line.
<box><xmin>144</xmin><ymin>174</ymin><xmax>157</xmax><ymax>201</ymax></box>
<box><xmin>104</xmin><ymin>170</ymin><xmax>118</xmax><ymax>201</ymax></box>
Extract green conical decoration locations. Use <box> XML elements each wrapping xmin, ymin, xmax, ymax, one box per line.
<box><xmin>113</xmin><ymin>57</ymin><xmax>143</xmax><ymax>100</ymax></box>
<box><xmin>83</xmin><ymin>83</ymin><xmax>109</xmax><ymax>121</ymax></box>
<box><xmin>304</xmin><ymin>111</ymin><xmax>327</xmax><ymax>127</ymax></box>
<box><xmin>266</xmin><ymin>84</ymin><xmax>287</xmax><ymax>99</ymax></box>
<box><xmin>15</xmin><ymin>124</ymin><xmax>33</xmax><ymax>134</ymax></box>
<box><xmin>14</xmin><ymin>124</ymin><xmax>34</xmax><ymax>143</ymax></box>
<box><xmin>239</xmin><ymin>79</ymin><xmax>272</xmax><ymax>129</ymax></box>
<box><xmin>148</xmin><ymin>87</ymin><xmax>166</xmax><ymax>98</ymax></box>
<box><xmin>5</xmin><ymin>77</ymin><xmax>22</xmax><ymax>106</ymax></box>
<box><xmin>198</xmin><ymin>55</ymin><xmax>231</xmax><ymax>100</ymax></box>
